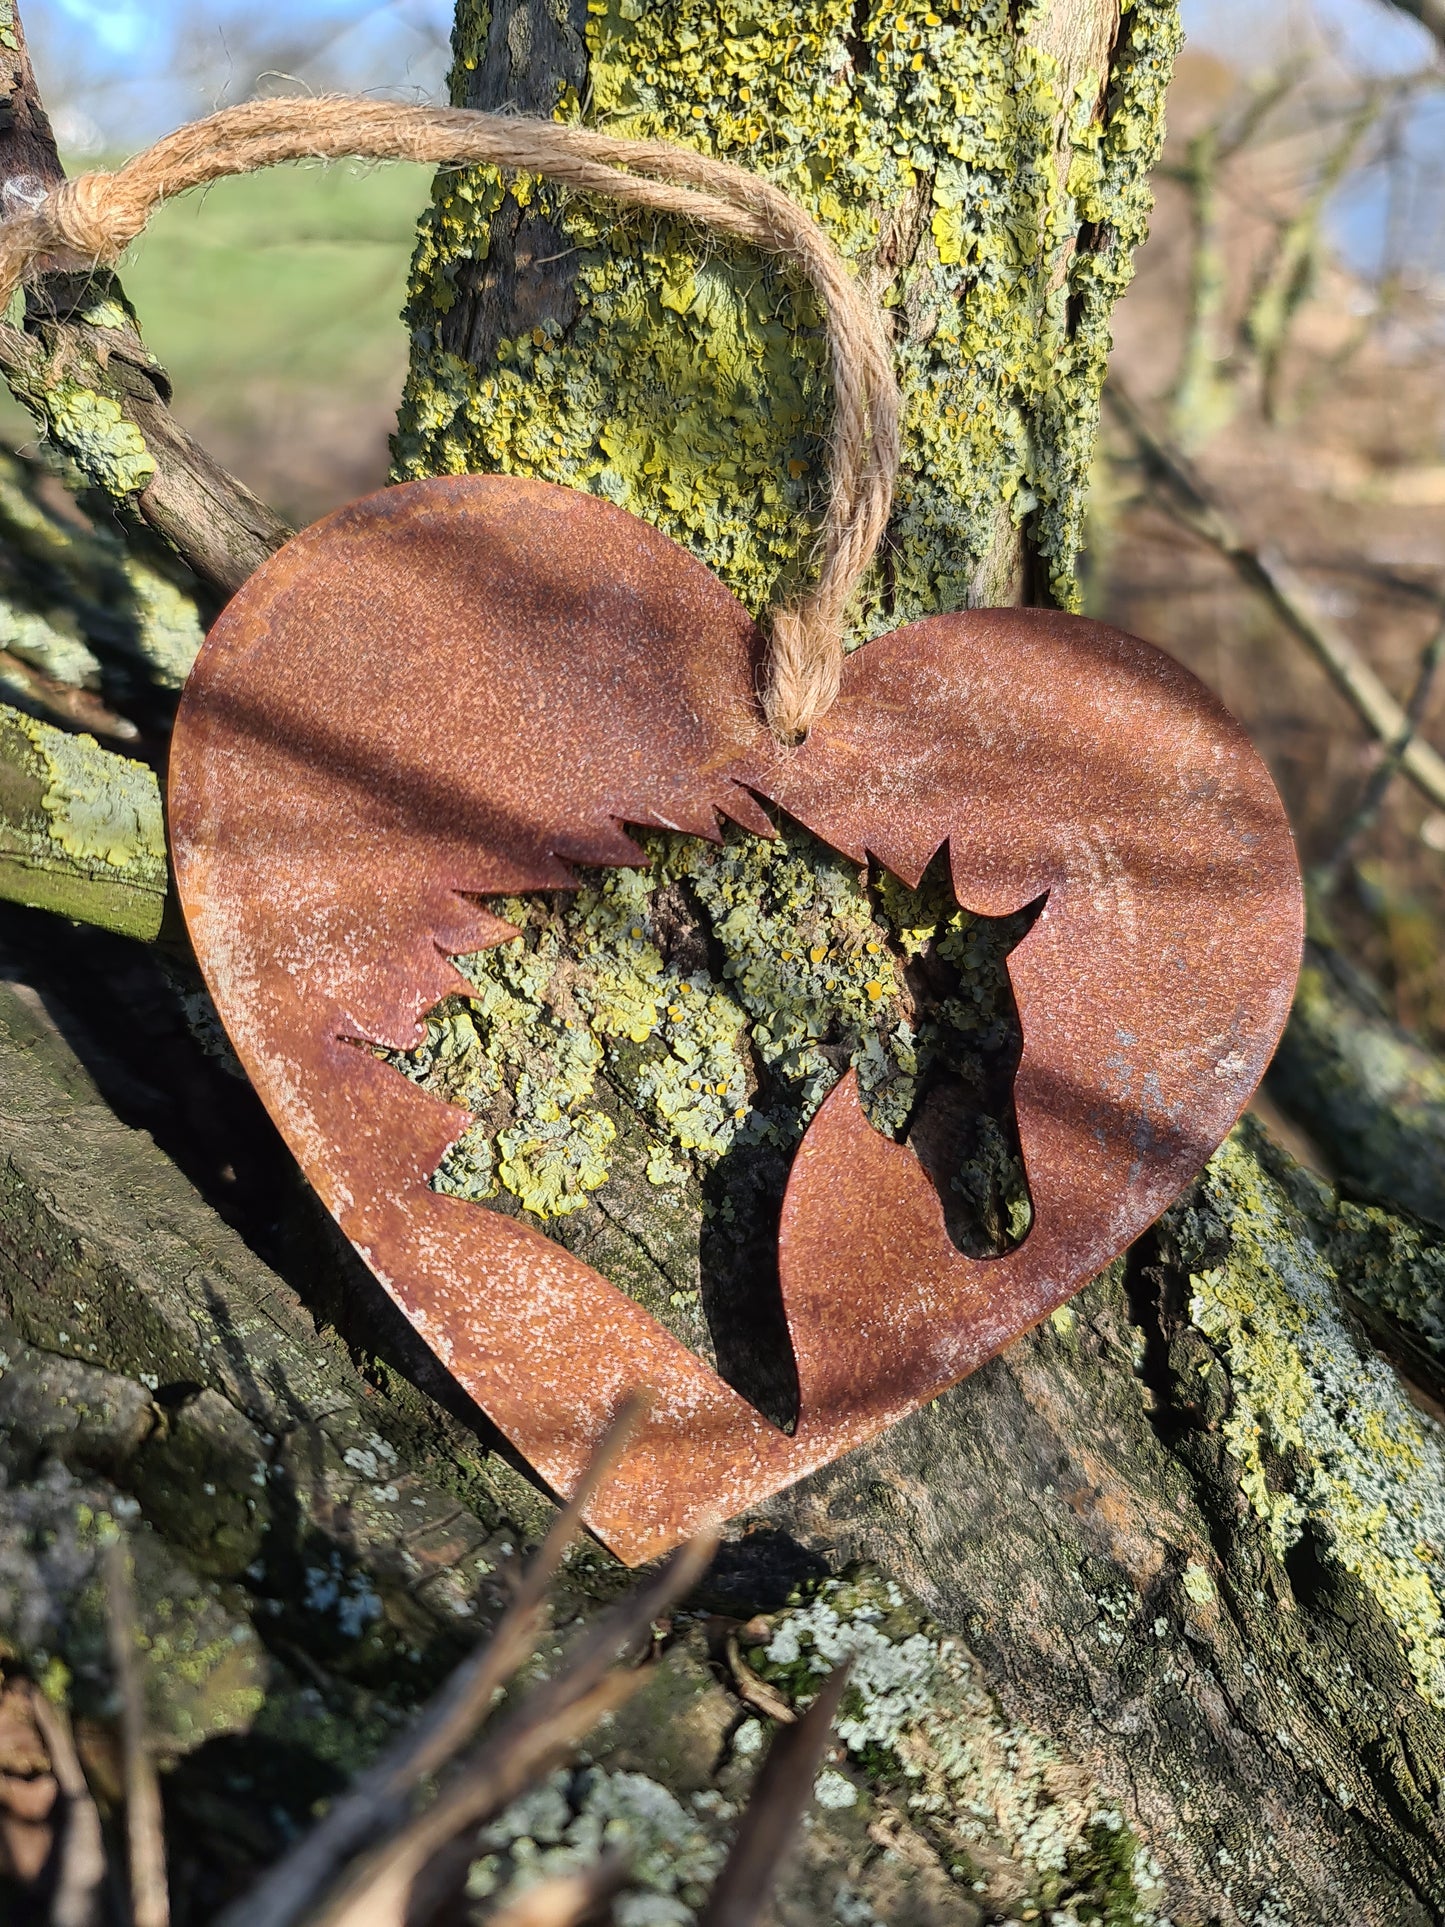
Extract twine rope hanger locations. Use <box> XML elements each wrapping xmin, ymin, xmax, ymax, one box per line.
<box><xmin>0</xmin><ymin>94</ymin><xmax>903</xmax><ymax>742</ymax></box>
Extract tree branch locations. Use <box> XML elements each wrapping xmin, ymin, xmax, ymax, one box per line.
<box><xmin>0</xmin><ymin>5</ymin><xmax>293</xmax><ymax>599</ymax></box>
<box><xmin>0</xmin><ymin>702</ymin><xmax>170</xmax><ymax>940</ymax></box>
<box><xmin>1104</xmin><ymin>379</ymin><xmax>1445</xmax><ymax>809</ymax></box>
<box><xmin>0</xmin><ymin>2</ymin><xmax>294</xmax><ymax>943</ymax></box>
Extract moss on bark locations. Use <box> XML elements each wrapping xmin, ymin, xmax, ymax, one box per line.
<box><xmin>0</xmin><ymin>702</ymin><xmax>168</xmax><ymax>939</ymax></box>
<box><xmin>396</xmin><ymin>0</ymin><xmax>1179</xmax><ymax>617</ymax></box>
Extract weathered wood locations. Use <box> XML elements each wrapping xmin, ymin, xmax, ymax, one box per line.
<box><xmin>1270</xmin><ymin>936</ymin><xmax>1445</xmax><ymax>1230</ymax></box>
<box><xmin>0</xmin><ymin>702</ymin><xmax>168</xmax><ymax>939</ymax></box>
<box><xmin>0</xmin><ymin>432</ymin><xmax>192</xmax><ymax>931</ymax></box>
<box><xmin>378</xmin><ymin>5</ymin><xmax>1445</xmax><ymax>1920</ymax></box>
<box><xmin>11</xmin><ymin>922</ymin><xmax>1445</xmax><ymax>1921</ymax></box>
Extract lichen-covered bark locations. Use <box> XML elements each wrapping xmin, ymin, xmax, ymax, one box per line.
<box><xmin>371</xmin><ymin>7</ymin><xmax>1445</xmax><ymax>1920</ymax></box>
<box><xmin>396</xmin><ymin>0</ymin><xmax>1180</xmax><ymax>618</ymax></box>
<box><xmin>1270</xmin><ymin>937</ymin><xmax>1445</xmax><ymax>1231</ymax></box>
<box><xmin>0</xmin><ymin>443</ymin><xmax>197</xmax><ymax>934</ymax></box>
<box><xmin>764</xmin><ymin>1130</ymin><xmax>1445</xmax><ymax>1924</ymax></box>
<box><xmin>388</xmin><ymin>0</ymin><xmax>1186</xmax><ymax>1479</ymax></box>
<box><xmin>386</xmin><ymin>821</ymin><xmax>1032</xmax><ymax>1423</ymax></box>
<box><xmin>0</xmin><ymin>703</ymin><xmax>167</xmax><ymax>938</ymax></box>
<box><xmin>13</xmin><ymin>944</ymin><xmax>1445</xmax><ymax>1921</ymax></box>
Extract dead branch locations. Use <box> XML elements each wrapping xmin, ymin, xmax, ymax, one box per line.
<box><xmin>1104</xmin><ymin>379</ymin><xmax>1445</xmax><ymax>810</ymax></box>
<box><xmin>1317</xmin><ymin>613</ymin><xmax>1445</xmax><ymax>888</ymax></box>
<box><xmin>26</xmin><ymin>1687</ymin><xmax>105</xmax><ymax>1927</ymax></box>
<box><xmin>480</xmin><ymin>1855</ymin><xmax>629</xmax><ymax>1927</ymax></box>
<box><xmin>697</xmin><ymin>1663</ymin><xmax>853</xmax><ymax>1927</ymax></box>
<box><xmin>223</xmin><ymin>1399</ymin><xmax>648</xmax><ymax>1927</ymax></box>
<box><xmin>308</xmin><ymin>1531</ymin><xmax>718</xmax><ymax>1927</ymax></box>
<box><xmin>723</xmin><ymin>1633</ymin><xmax>797</xmax><ymax>1727</ymax></box>
<box><xmin>104</xmin><ymin>1539</ymin><xmax>169</xmax><ymax>1927</ymax></box>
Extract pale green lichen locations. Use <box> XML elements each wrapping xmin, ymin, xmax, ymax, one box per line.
<box><xmin>1330</xmin><ymin>1200</ymin><xmax>1445</xmax><ymax>1359</ymax></box>
<box><xmin>1291</xmin><ymin>961</ymin><xmax>1445</xmax><ymax>1118</ymax></box>
<box><xmin>1271</xmin><ymin>957</ymin><xmax>1445</xmax><ymax>1236</ymax></box>
<box><xmin>76</xmin><ymin>298</ymin><xmax>130</xmax><ymax>332</ymax></box>
<box><xmin>753</xmin><ymin>1571</ymin><xmax>1169</xmax><ymax>1921</ymax></box>
<box><xmin>1189</xmin><ymin>1133</ymin><xmax>1445</xmax><ymax>1705</ymax></box>
<box><xmin>20</xmin><ymin>713</ymin><xmax>166</xmax><ymax>871</ymax></box>
<box><xmin>0</xmin><ymin>704</ymin><xmax>168</xmax><ymax>939</ymax></box>
<box><xmin>467</xmin><ymin>1767</ymin><xmax>725</xmax><ymax>1927</ymax></box>
<box><xmin>118</xmin><ymin>558</ymin><xmax>204</xmax><ymax>688</ymax></box>
<box><xmin>0</xmin><ymin>596</ymin><xmax>102</xmax><ymax>688</ymax></box>
<box><xmin>397</xmin><ymin>0</ymin><xmax>1181</xmax><ymax>619</ymax></box>
<box><xmin>0</xmin><ymin>444</ymin><xmax>203</xmax><ymax>690</ymax></box>
<box><xmin>38</xmin><ymin>384</ymin><xmax>156</xmax><ymax>499</ymax></box>
<box><xmin>15</xmin><ymin>1493</ymin><xmax>266</xmax><ymax>1755</ymax></box>
<box><xmin>1181</xmin><ymin>1561</ymin><xmax>1215</xmax><ymax>1606</ymax></box>
<box><xmin>389</xmin><ymin>817</ymin><xmax>1031</xmax><ymax>1242</ymax></box>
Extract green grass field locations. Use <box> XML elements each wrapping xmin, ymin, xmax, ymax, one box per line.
<box><xmin>3</xmin><ymin>159</ymin><xmax>438</xmax><ymax>525</ymax></box>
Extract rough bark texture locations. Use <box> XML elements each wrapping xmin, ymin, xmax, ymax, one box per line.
<box><xmin>395</xmin><ymin>0</ymin><xmax>1168</xmax><ymax>618</ymax></box>
<box><xmin>0</xmin><ymin>441</ymin><xmax>189</xmax><ymax>936</ymax></box>
<box><xmin>380</xmin><ymin>4</ymin><xmax>1445</xmax><ymax>1918</ymax></box>
<box><xmin>13</xmin><ymin>890</ymin><xmax>1445</xmax><ymax>1924</ymax></box>
<box><xmin>1269</xmin><ymin>936</ymin><xmax>1445</xmax><ymax>1231</ymax></box>
<box><xmin>7</xmin><ymin>4</ymin><xmax>1445</xmax><ymax>1925</ymax></box>
<box><xmin>0</xmin><ymin>2</ymin><xmax>286</xmax><ymax>940</ymax></box>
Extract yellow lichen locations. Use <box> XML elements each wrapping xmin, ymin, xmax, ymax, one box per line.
<box><xmin>1190</xmin><ymin>1133</ymin><xmax>1445</xmax><ymax>1705</ymax></box>
<box><xmin>388</xmin><ymin>817</ymin><xmax>1031</xmax><ymax>1241</ymax></box>
<box><xmin>396</xmin><ymin>0</ymin><xmax>1181</xmax><ymax>617</ymax></box>
<box><xmin>21</xmin><ymin>713</ymin><xmax>166</xmax><ymax>872</ymax></box>
<box><xmin>40</xmin><ymin>383</ymin><xmax>156</xmax><ymax>499</ymax></box>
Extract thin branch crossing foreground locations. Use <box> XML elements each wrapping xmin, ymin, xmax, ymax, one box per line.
<box><xmin>1105</xmin><ymin>380</ymin><xmax>1445</xmax><ymax>811</ymax></box>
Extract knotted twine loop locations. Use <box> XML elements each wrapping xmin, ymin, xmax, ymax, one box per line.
<box><xmin>0</xmin><ymin>96</ymin><xmax>902</xmax><ymax>743</ymax></box>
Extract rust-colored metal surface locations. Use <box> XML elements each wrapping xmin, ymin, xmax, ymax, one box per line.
<box><xmin>168</xmin><ymin>475</ymin><xmax>1303</xmax><ymax>1565</ymax></box>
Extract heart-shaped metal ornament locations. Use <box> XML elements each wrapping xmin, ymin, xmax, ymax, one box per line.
<box><xmin>168</xmin><ymin>474</ymin><xmax>1302</xmax><ymax>1565</ymax></box>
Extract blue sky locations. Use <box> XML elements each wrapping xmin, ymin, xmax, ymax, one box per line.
<box><xmin>1185</xmin><ymin>0</ymin><xmax>1436</xmax><ymax>68</ymax></box>
<box><xmin>25</xmin><ymin>0</ymin><xmax>452</xmax><ymax>146</ymax></box>
<box><xmin>44</xmin><ymin>0</ymin><xmax>144</xmax><ymax>57</ymax></box>
<box><xmin>29</xmin><ymin>0</ymin><xmax>1430</xmax><ymax>103</ymax></box>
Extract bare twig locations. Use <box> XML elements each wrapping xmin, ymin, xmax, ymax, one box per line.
<box><xmin>1244</xmin><ymin>90</ymin><xmax>1382</xmax><ymax>421</ymax></box>
<box><xmin>1317</xmin><ymin>614</ymin><xmax>1445</xmax><ymax>890</ymax></box>
<box><xmin>1165</xmin><ymin>64</ymin><xmax>1306</xmax><ymax>451</ymax></box>
<box><xmin>1104</xmin><ymin>380</ymin><xmax>1445</xmax><ymax>810</ymax></box>
<box><xmin>723</xmin><ymin>1633</ymin><xmax>797</xmax><ymax>1727</ymax></box>
<box><xmin>104</xmin><ymin>1539</ymin><xmax>169</xmax><ymax>1927</ymax></box>
<box><xmin>317</xmin><ymin>1675</ymin><xmax>638</xmax><ymax>1927</ymax></box>
<box><xmin>482</xmin><ymin>1854</ymin><xmax>629</xmax><ymax>1927</ymax></box>
<box><xmin>220</xmin><ymin>1398</ymin><xmax>648</xmax><ymax>1927</ymax></box>
<box><xmin>25</xmin><ymin>1688</ymin><xmax>105</xmax><ymax>1927</ymax></box>
<box><xmin>697</xmin><ymin>1664</ymin><xmax>853</xmax><ymax>1927</ymax></box>
<box><xmin>312</xmin><ymin>1530</ymin><xmax>718</xmax><ymax>1927</ymax></box>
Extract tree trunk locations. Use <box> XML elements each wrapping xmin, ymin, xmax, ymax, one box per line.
<box><xmin>9</xmin><ymin>6</ymin><xmax>1445</xmax><ymax>1925</ymax></box>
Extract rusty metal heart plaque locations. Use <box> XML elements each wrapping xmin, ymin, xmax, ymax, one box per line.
<box><xmin>168</xmin><ymin>476</ymin><xmax>1302</xmax><ymax>1565</ymax></box>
